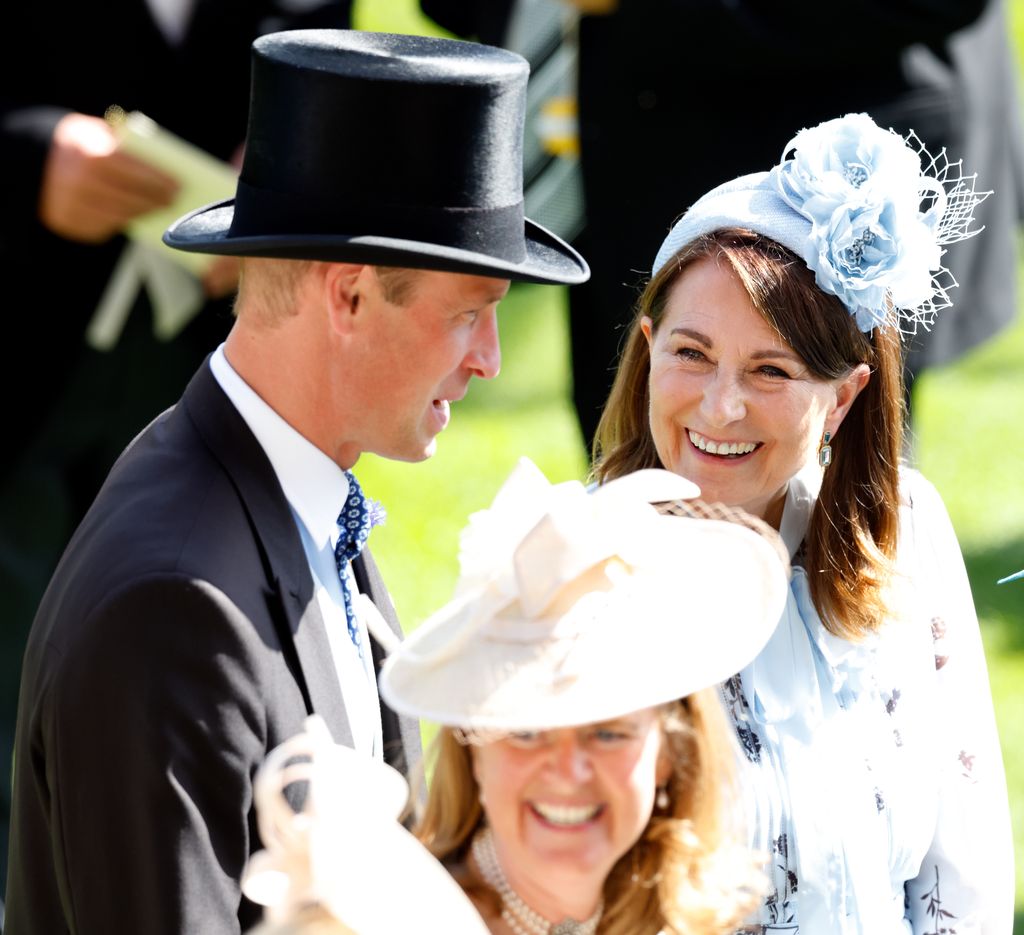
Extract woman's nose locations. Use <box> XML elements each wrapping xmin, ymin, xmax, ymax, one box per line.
<box><xmin>546</xmin><ymin>735</ymin><xmax>593</xmax><ymax>785</ymax></box>
<box><xmin>700</xmin><ymin>371</ymin><xmax>746</xmax><ymax>425</ymax></box>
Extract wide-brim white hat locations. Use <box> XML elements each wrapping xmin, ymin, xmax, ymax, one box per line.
<box><xmin>243</xmin><ymin>716</ymin><xmax>489</xmax><ymax>934</ymax></box>
<box><xmin>379</xmin><ymin>459</ymin><xmax>788</xmax><ymax>732</ymax></box>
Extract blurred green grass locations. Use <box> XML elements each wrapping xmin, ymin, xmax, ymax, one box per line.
<box><xmin>354</xmin><ymin>0</ymin><xmax>1024</xmax><ymax>917</ymax></box>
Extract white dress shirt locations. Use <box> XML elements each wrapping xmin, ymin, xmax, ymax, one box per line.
<box><xmin>209</xmin><ymin>345</ymin><xmax>383</xmax><ymax>757</ymax></box>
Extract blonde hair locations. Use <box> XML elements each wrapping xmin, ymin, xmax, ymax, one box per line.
<box><xmin>236</xmin><ymin>258</ymin><xmax>312</xmax><ymax>326</ymax></box>
<box><xmin>593</xmin><ymin>229</ymin><xmax>903</xmax><ymax>640</ymax></box>
<box><xmin>414</xmin><ymin>692</ymin><xmax>761</xmax><ymax>935</ymax></box>
<box><xmin>374</xmin><ymin>266</ymin><xmax>423</xmax><ymax>305</ymax></box>
<box><xmin>235</xmin><ymin>261</ymin><xmax>423</xmax><ymax>328</ymax></box>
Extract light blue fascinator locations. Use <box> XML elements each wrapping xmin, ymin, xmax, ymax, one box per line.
<box><xmin>652</xmin><ymin>113</ymin><xmax>989</xmax><ymax>333</ymax></box>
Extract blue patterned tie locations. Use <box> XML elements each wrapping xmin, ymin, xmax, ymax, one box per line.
<box><xmin>334</xmin><ymin>472</ymin><xmax>383</xmax><ymax>660</ymax></box>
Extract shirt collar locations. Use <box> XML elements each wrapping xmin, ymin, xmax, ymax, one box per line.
<box><xmin>209</xmin><ymin>345</ymin><xmax>349</xmax><ymax>550</ymax></box>
<box><xmin>779</xmin><ymin>462</ymin><xmax>824</xmax><ymax>559</ymax></box>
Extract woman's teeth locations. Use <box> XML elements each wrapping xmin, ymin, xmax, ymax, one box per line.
<box><xmin>688</xmin><ymin>430</ymin><xmax>757</xmax><ymax>456</ymax></box>
<box><xmin>531</xmin><ymin>802</ymin><xmax>602</xmax><ymax>826</ymax></box>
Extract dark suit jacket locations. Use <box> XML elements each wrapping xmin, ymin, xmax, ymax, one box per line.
<box><xmin>5</xmin><ymin>362</ymin><xmax>420</xmax><ymax>934</ymax></box>
<box><xmin>0</xmin><ymin>8</ymin><xmax>353</xmax><ymax>881</ymax></box>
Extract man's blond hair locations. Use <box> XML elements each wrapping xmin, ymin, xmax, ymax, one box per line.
<box><xmin>235</xmin><ymin>260</ymin><xmax>424</xmax><ymax>326</ymax></box>
<box><xmin>374</xmin><ymin>266</ymin><xmax>422</xmax><ymax>305</ymax></box>
<box><xmin>235</xmin><ymin>258</ymin><xmax>312</xmax><ymax>327</ymax></box>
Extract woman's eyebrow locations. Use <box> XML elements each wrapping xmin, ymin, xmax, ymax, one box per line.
<box><xmin>750</xmin><ymin>348</ymin><xmax>802</xmax><ymax>363</ymax></box>
<box><xmin>669</xmin><ymin>328</ymin><xmax>801</xmax><ymax>363</ymax></box>
<box><xmin>668</xmin><ymin>327</ymin><xmax>711</xmax><ymax>346</ymax></box>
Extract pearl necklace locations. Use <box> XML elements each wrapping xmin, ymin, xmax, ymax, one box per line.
<box><xmin>470</xmin><ymin>826</ymin><xmax>603</xmax><ymax>935</ymax></box>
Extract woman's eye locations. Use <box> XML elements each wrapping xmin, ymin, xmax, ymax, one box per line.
<box><xmin>676</xmin><ymin>347</ymin><xmax>706</xmax><ymax>362</ymax></box>
<box><xmin>507</xmin><ymin>730</ymin><xmax>544</xmax><ymax>747</ymax></box>
<box><xmin>591</xmin><ymin>727</ymin><xmax>630</xmax><ymax>743</ymax></box>
<box><xmin>757</xmin><ymin>364</ymin><xmax>791</xmax><ymax>379</ymax></box>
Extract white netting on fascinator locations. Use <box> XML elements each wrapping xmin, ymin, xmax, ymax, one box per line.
<box><xmin>652</xmin><ymin>113</ymin><xmax>990</xmax><ymax>334</ymax></box>
<box><xmin>903</xmin><ymin>130</ymin><xmax>989</xmax><ymax>329</ymax></box>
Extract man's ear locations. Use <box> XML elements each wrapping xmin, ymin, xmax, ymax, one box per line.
<box><xmin>323</xmin><ymin>263</ymin><xmax>368</xmax><ymax>336</ymax></box>
<box><xmin>828</xmin><ymin>363</ymin><xmax>871</xmax><ymax>436</ymax></box>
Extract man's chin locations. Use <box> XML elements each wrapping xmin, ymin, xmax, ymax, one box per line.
<box><xmin>373</xmin><ymin>438</ymin><xmax>439</xmax><ymax>464</ymax></box>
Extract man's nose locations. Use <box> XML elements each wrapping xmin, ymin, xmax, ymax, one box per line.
<box><xmin>700</xmin><ymin>371</ymin><xmax>746</xmax><ymax>425</ymax></box>
<box><xmin>467</xmin><ymin>308</ymin><xmax>501</xmax><ymax>380</ymax></box>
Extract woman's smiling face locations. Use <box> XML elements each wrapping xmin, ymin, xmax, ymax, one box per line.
<box><xmin>471</xmin><ymin>708</ymin><xmax>669</xmax><ymax>915</ymax></box>
<box><xmin>643</xmin><ymin>256</ymin><xmax>868</xmax><ymax>526</ymax></box>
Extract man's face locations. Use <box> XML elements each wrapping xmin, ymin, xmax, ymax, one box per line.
<box><xmin>339</xmin><ymin>268</ymin><xmax>508</xmax><ymax>466</ymax></box>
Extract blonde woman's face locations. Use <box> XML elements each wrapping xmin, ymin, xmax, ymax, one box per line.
<box><xmin>471</xmin><ymin>708</ymin><xmax>670</xmax><ymax>908</ymax></box>
<box><xmin>643</xmin><ymin>257</ymin><xmax>867</xmax><ymax>526</ymax></box>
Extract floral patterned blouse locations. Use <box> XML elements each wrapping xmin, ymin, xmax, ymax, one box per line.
<box><xmin>726</xmin><ymin>466</ymin><xmax>1013</xmax><ymax>934</ymax></box>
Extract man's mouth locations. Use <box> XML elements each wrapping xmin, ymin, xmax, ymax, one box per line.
<box><xmin>430</xmin><ymin>399</ymin><xmax>451</xmax><ymax>431</ymax></box>
<box><xmin>688</xmin><ymin>429</ymin><xmax>759</xmax><ymax>458</ymax></box>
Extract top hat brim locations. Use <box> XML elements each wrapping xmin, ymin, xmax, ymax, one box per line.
<box><xmin>164</xmin><ymin>199</ymin><xmax>589</xmax><ymax>286</ymax></box>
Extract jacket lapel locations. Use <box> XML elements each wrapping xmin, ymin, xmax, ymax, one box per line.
<box><xmin>181</xmin><ymin>360</ymin><xmax>353</xmax><ymax>747</ymax></box>
<box><xmin>353</xmin><ymin>550</ymin><xmax>422</xmax><ymax>773</ymax></box>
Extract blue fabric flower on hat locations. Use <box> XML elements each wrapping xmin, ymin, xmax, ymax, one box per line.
<box><xmin>651</xmin><ymin>112</ymin><xmax>989</xmax><ymax>334</ymax></box>
<box><xmin>772</xmin><ymin>113</ymin><xmax>945</xmax><ymax>330</ymax></box>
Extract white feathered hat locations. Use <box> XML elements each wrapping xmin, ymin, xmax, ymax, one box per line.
<box><xmin>379</xmin><ymin>459</ymin><xmax>788</xmax><ymax>733</ymax></box>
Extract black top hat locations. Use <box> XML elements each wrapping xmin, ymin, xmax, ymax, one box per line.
<box><xmin>164</xmin><ymin>30</ymin><xmax>588</xmax><ymax>285</ymax></box>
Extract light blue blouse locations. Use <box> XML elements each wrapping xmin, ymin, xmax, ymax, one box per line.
<box><xmin>728</xmin><ymin>466</ymin><xmax>1013</xmax><ymax>934</ymax></box>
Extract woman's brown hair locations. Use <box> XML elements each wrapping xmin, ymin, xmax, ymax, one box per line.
<box><xmin>593</xmin><ymin>229</ymin><xmax>904</xmax><ymax>639</ymax></box>
<box><xmin>413</xmin><ymin>692</ymin><xmax>761</xmax><ymax>935</ymax></box>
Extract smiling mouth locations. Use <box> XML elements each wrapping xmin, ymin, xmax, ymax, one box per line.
<box><xmin>529</xmin><ymin>802</ymin><xmax>604</xmax><ymax>827</ymax></box>
<box><xmin>688</xmin><ymin>429</ymin><xmax>760</xmax><ymax>458</ymax></box>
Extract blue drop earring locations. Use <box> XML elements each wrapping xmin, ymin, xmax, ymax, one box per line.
<box><xmin>818</xmin><ymin>431</ymin><xmax>833</xmax><ymax>468</ymax></box>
